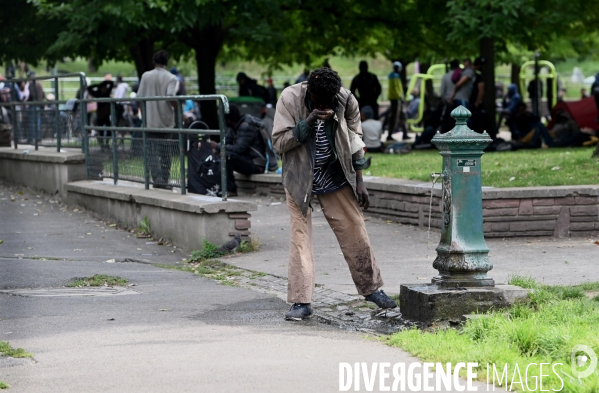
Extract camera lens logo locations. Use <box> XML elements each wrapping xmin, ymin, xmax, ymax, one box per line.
<box><xmin>571</xmin><ymin>345</ymin><xmax>597</xmax><ymax>379</ymax></box>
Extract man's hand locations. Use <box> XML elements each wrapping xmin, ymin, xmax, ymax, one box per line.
<box><xmin>306</xmin><ymin>109</ymin><xmax>334</xmax><ymax>126</ymax></box>
<box><xmin>355</xmin><ymin>170</ymin><xmax>369</xmax><ymax>210</ymax></box>
<box><xmin>356</xmin><ymin>181</ymin><xmax>370</xmax><ymax>210</ymax></box>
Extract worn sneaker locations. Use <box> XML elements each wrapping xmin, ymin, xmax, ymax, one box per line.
<box><xmin>285</xmin><ymin>303</ymin><xmax>312</xmax><ymax>321</ymax></box>
<box><xmin>364</xmin><ymin>290</ymin><xmax>397</xmax><ymax>309</ymax></box>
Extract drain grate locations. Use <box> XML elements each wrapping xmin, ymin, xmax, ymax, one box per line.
<box><xmin>0</xmin><ymin>287</ymin><xmax>139</xmax><ymax>297</ymax></box>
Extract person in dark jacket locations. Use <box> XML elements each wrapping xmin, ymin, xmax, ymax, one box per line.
<box><xmin>350</xmin><ymin>61</ymin><xmax>382</xmax><ymax>119</ymax></box>
<box><xmin>215</xmin><ymin>104</ymin><xmax>267</xmax><ymax>194</ymax></box>
<box><xmin>498</xmin><ymin>83</ymin><xmax>522</xmax><ymax>139</ymax></box>
<box><xmin>236</xmin><ymin>72</ymin><xmax>268</xmax><ymax>102</ymax></box>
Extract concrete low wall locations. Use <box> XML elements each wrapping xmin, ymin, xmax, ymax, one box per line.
<box><xmin>0</xmin><ymin>148</ymin><xmax>257</xmax><ymax>251</ymax></box>
<box><xmin>235</xmin><ymin>173</ymin><xmax>599</xmax><ymax>238</ymax></box>
<box><xmin>66</xmin><ymin>181</ymin><xmax>257</xmax><ymax>251</ymax></box>
<box><xmin>0</xmin><ymin>147</ymin><xmax>86</xmax><ymax>198</ymax></box>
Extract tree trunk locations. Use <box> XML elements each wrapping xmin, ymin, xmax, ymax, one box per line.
<box><xmin>130</xmin><ymin>38</ymin><xmax>155</xmax><ymax>79</ymax></box>
<box><xmin>190</xmin><ymin>26</ymin><xmax>225</xmax><ymax>130</ymax></box>
<box><xmin>419</xmin><ymin>62</ymin><xmax>435</xmax><ymax>100</ymax></box>
<box><xmin>510</xmin><ymin>63</ymin><xmax>519</xmax><ymax>86</ymax></box>
<box><xmin>480</xmin><ymin>37</ymin><xmax>496</xmax><ymax>139</ymax></box>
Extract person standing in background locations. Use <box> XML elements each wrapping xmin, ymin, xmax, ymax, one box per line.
<box><xmin>350</xmin><ymin>61</ymin><xmax>382</xmax><ymax>119</ymax></box>
<box><xmin>137</xmin><ymin>50</ymin><xmax>179</xmax><ymax>189</ymax></box>
<box><xmin>387</xmin><ymin>61</ymin><xmax>405</xmax><ymax>140</ymax></box>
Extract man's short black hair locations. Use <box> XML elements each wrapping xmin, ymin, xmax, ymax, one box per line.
<box><xmin>307</xmin><ymin>67</ymin><xmax>342</xmax><ymax>99</ymax></box>
<box><xmin>153</xmin><ymin>50</ymin><xmax>169</xmax><ymax>66</ymax></box>
<box><xmin>449</xmin><ymin>59</ymin><xmax>460</xmax><ymax>70</ymax></box>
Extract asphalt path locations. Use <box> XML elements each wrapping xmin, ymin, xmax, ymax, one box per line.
<box><xmin>0</xmin><ymin>181</ymin><xmax>490</xmax><ymax>392</ymax></box>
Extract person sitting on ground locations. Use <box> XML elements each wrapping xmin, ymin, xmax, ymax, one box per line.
<box><xmin>360</xmin><ymin>106</ymin><xmax>384</xmax><ymax>152</ymax></box>
<box><xmin>212</xmin><ymin>104</ymin><xmax>268</xmax><ymax>196</ymax></box>
<box><xmin>507</xmin><ymin>102</ymin><xmax>546</xmax><ymax>148</ymax></box>
<box><xmin>511</xmin><ymin>104</ymin><xmax>596</xmax><ymax>148</ymax></box>
<box><xmin>498</xmin><ymin>83</ymin><xmax>522</xmax><ymax>138</ymax></box>
<box><xmin>406</xmin><ymin>88</ymin><xmax>420</xmax><ymax>120</ymax></box>
<box><xmin>236</xmin><ymin>72</ymin><xmax>269</xmax><ymax>102</ymax></box>
<box><xmin>546</xmin><ymin>110</ymin><xmax>595</xmax><ymax>147</ymax></box>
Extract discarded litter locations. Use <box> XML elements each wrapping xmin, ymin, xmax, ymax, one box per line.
<box><xmin>105</xmin><ymin>259</ymin><xmax>116</xmax><ymax>263</ymax></box>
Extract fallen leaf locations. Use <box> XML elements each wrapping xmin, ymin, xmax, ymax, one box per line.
<box><xmin>594</xmin><ymin>241</ymin><xmax>599</xmax><ymax>245</ymax></box>
<box><xmin>159</xmin><ymin>309</ymin><xmax>168</xmax><ymax>312</ymax></box>
<box><xmin>137</xmin><ymin>248</ymin><xmax>142</xmax><ymax>251</ymax></box>
<box><xmin>109</xmin><ymin>224</ymin><xmax>117</xmax><ymax>227</ymax></box>
<box><xmin>551</xmin><ymin>166</ymin><xmax>561</xmax><ymax>171</ymax></box>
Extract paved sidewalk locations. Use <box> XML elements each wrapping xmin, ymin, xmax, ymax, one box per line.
<box><xmin>229</xmin><ymin>195</ymin><xmax>599</xmax><ymax>296</ymax></box>
<box><xmin>0</xmin><ymin>180</ymin><xmax>487</xmax><ymax>392</ymax></box>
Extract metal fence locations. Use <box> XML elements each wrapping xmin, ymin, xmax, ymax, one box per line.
<box><xmin>0</xmin><ymin>73</ymin><xmax>87</xmax><ymax>152</ymax></box>
<box><xmin>80</xmin><ymin>94</ymin><xmax>230</xmax><ymax>200</ymax></box>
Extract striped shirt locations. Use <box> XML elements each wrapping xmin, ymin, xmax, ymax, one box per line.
<box><xmin>312</xmin><ymin>120</ymin><xmax>345</xmax><ymax>194</ymax></box>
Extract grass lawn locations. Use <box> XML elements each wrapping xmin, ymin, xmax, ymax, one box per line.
<box><xmin>365</xmin><ymin>147</ymin><xmax>599</xmax><ymax>188</ymax></box>
<box><xmin>386</xmin><ymin>278</ymin><xmax>599</xmax><ymax>392</ymax></box>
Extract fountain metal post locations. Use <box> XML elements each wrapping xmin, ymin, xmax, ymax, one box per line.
<box><xmin>399</xmin><ymin>106</ymin><xmax>527</xmax><ymax>324</ymax></box>
<box><xmin>430</xmin><ymin>106</ymin><xmax>494</xmax><ymax>288</ymax></box>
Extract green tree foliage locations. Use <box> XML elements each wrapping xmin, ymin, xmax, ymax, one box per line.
<box><xmin>0</xmin><ymin>0</ymin><xmax>64</xmax><ymax>67</ymax></box>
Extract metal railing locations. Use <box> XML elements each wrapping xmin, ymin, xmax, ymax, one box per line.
<box><xmin>0</xmin><ymin>73</ymin><xmax>87</xmax><ymax>152</ymax></box>
<box><xmin>80</xmin><ymin>94</ymin><xmax>230</xmax><ymax>200</ymax></box>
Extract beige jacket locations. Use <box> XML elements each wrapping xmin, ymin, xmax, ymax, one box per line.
<box><xmin>272</xmin><ymin>82</ymin><xmax>365</xmax><ymax>216</ymax></box>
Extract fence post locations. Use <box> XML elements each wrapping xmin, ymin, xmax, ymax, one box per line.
<box><xmin>110</xmin><ymin>102</ymin><xmax>118</xmax><ymax>185</ymax></box>
<box><xmin>218</xmin><ymin>97</ymin><xmax>228</xmax><ymax>201</ymax></box>
<box><xmin>80</xmin><ymin>74</ymin><xmax>89</xmax><ymax>178</ymax></box>
<box><xmin>31</xmin><ymin>78</ymin><xmax>39</xmax><ymax>151</ymax></box>
<box><xmin>54</xmin><ymin>76</ymin><xmax>61</xmax><ymax>153</ymax></box>
<box><xmin>141</xmin><ymin>101</ymin><xmax>150</xmax><ymax>190</ymax></box>
<box><xmin>176</xmin><ymin>99</ymin><xmax>186</xmax><ymax>195</ymax></box>
<box><xmin>79</xmin><ymin>72</ymin><xmax>89</xmax><ymax>153</ymax></box>
<box><xmin>10</xmin><ymin>87</ymin><xmax>18</xmax><ymax>150</ymax></box>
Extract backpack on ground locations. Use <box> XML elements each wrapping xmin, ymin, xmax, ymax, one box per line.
<box><xmin>187</xmin><ymin>121</ymin><xmax>223</xmax><ymax>196</ymax></box>
<box><xmin>245</xmin><ymin>115</ymin><xmax>279</xmax><ymax>172</ymax></box>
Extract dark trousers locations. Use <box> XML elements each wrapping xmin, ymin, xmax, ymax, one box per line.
<box><xmin>149</xmin><ymin>133</ymin><xmax>176</xmax><ymax>186</ymax></box>
<box><xmin>226</xmin><ymin>152</ymin><xmax>264</xmax><ymax>192</ymax></box>
<box><xmin>388</xmin><ymin>100</ymin><xmax>399</xmax><ymax>139</ymax></box>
